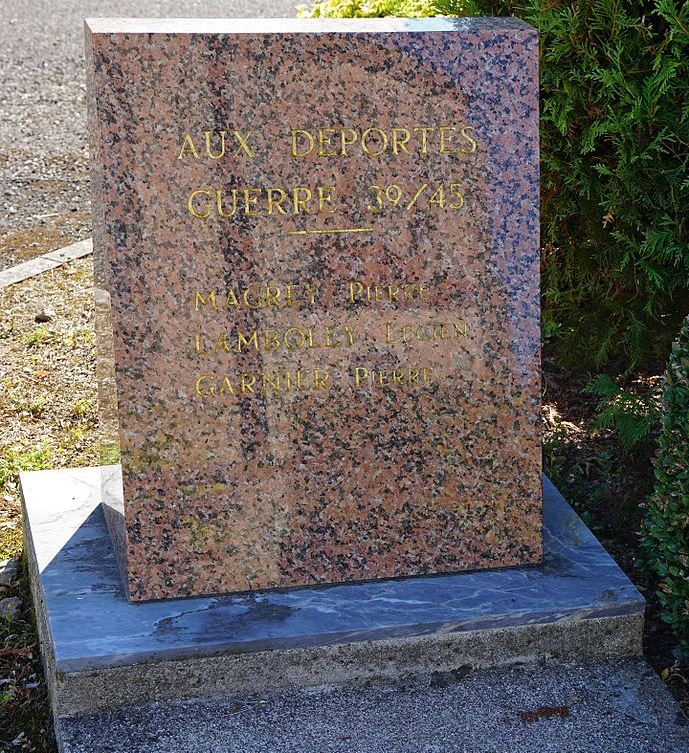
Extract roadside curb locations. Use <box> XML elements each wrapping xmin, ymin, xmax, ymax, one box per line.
<box><xmin>0</xmin><ymin>239</ymin><xmax>93</xmax><ymax>289</ymax></box>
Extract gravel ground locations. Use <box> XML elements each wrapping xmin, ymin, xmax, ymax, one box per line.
<box><xmin>61</xmin><ymin>657</ymin><xmax>689</xmax><ymax>753</ymax></box>
<box><xmin>0</xmin><ymin>0</ymin><xmax>299</xmax><ymax>270</ymax></box>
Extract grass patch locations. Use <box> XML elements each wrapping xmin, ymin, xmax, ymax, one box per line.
<box><xmin>0</xmin><ymin>444</ymin><xmax>52</xmax><ymax>492</ymax></box>
<box><xmin>22</xmin><ymin>328</ymin><xmax>53</xmax><ymax>348</ymax></box>
<box><xmin>0</xmin><ymin>444</ymin><xmax>52</xmax><ymax>561</ymax></box>
<box><xmin>1</xmin><ymin>257</ymin><xmax>98</xmax><ymax>752</ymax></box>
<box><xmin>70</xmin><ymin>398</ymin><xmax>92</xmax><ymax>420</ymax></box>
<box><xmin>0</xmin><ymin>527</ymin><xmax>23</xmax><ymax>561</ymax></box>
<box><xmin>0</xmin><ymin>568</ymin><xmax>56</xmax><ymax>751</ymax></box>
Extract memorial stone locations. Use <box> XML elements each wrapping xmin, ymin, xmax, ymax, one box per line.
<box><xmin>85</xmin><ymin>17</ymin><xmax>541</xmax><ymax>602</ymax></box>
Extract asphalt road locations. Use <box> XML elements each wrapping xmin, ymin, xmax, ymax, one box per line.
<box><xmin>0</xmin><ymin>1</ymin><xmax>299</xmax><ymax>268</ymax></box>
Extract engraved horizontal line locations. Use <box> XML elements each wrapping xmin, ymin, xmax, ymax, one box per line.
<box><xmin>287</xmin><ymin>227</ymin><xmax>373</xmax><ymax>236</ymax></box>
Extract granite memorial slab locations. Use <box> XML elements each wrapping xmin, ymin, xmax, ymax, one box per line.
<box><xmin>85</xmin><ymin>17</ymin><xmax>541</xmax><ymax>601</ymax></box>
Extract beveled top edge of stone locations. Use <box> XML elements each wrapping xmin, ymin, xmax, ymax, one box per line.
<box><xmin>84</xmin><ymin>16</ymin><xmax>536</xmax><ymax>36</ymax></box>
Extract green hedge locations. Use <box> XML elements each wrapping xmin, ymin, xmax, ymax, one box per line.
<box><xmin>300</xmin><ymin>0</ymin><xmax>689</xmax><ymax>372</ymax></box>
<box><xmin>642</xmin><ymin>317</ymin><xmax>689</xmax><ymax>650</ymax></box>
<box><xmin>298</xmin><ymin>0</ymin><xmax>459</xmax><ymax>15</ymax></box>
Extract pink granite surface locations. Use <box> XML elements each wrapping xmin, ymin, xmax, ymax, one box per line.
<box><xmin>86</xmin><ymin>17</ymin><xmax>541</xmax><ymax>602</ymax></box>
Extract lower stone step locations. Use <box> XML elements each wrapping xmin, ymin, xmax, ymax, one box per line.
<box><xmin>59</xmin><ymin>657</ymin><xmax>688</xmax><ymax>753</ymax></box>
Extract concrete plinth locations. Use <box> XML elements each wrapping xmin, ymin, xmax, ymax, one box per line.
<box><xmin>21</xmin><ymin>468</ymin><xmax>645</xmax><ymax>746</ymax></box>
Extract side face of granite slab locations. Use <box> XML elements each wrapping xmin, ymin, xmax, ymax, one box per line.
<box><xmin>21</xmin><ymin>466</ymin><xmax>643</xmax><ymax>717</ymax></box>
<box><xmin>86</xmin><ymin>17</ymin><xmax>542</xmax><ymax>601</ymax></box>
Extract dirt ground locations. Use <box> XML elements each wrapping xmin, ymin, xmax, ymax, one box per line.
<box><xmin>0</xmin><ymin>256</ymin><xmax>99</xmax><ymax>750</ymax></box>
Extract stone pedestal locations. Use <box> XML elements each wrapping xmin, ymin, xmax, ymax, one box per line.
<box><xmin>21</xmin><ymin>467</ymin><xmax>643</xmax><ymax>745</ymax></box>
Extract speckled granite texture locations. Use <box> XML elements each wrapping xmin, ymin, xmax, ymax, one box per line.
<box><xmin>86</xmin><ymin>18</ymin><xmax>541</xmax><ymax>601</ymax></box>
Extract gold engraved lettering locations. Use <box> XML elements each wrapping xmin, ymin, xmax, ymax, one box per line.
<box><xmin>348</xmin><ymin>281</ymin><xmax>428</xmax><ymax>305</ymax></box>
<box><xmin>439</xmin><ymin>127</ymin><xmax>456</xmax><ymax>155</ymax></box>
<box><xmin>215</xmin><ymin>334</ymin><xmax>231</xmax><ymax>352</ymax></box>
<box><xmin>188</xmin><ymin>186</ymin><xmax>338</xmax><ymax>218</ymax></box>
<box><xmin>196</xmin><ymin>370</ymin><xmax>334</xmax><ymax>398</ymax></box>
<box><xmin>233</xmin><ymin>130</ymin><xmax>254</xmax><ymax>157</ymax></box>
<box><xmin>361</xmin><ymin>127</ymin><xmax>388</xmax><ymax>157</ymax></box>
<box><xmin>352</xmin><ymin>365</ymin><xmax>434</xmax><ymax>389</ymax></box>
<box><xmin>240</xmin><ymin>372</ymin><xmax>256</xmax><ymax>394</ymax></box>
<box><xmin>292</xmin><ymin>187</ymin><xmax>312</xmax><ymax>214</ymax></box>
<box><xmin>194</xmin><ymin>334</ymin><xmax>207</xmax><ymax>355</ymax></box>
<box><xmin>341</xmin><ymin>128</ymin><xmax>358</xmax><ymax>155</ymax></box>
<box><xmin>342</xmin><ymin>325</ymin><xmax>356</xmax><ymax>346</ymax></box>
<box><xmin>284</xmin><ymin>327</ymin><xmax>306</xmax><ymax>350</ymax></box>
<box><xmin>413</xmin><ymin>126</ymin><xmax>435</xmax><ymax>154</ymax></box>
<box><xmin>267</xmin><ymin>188</ymin><xmax>287</xmax><ymax>215</ymax></box>
<box><xmin>263</xmin><ymin>372</ymin><xmax>281</xmax><ymax>391</ymax></box>
<box><xmin>460</xmin><ymin>126</ymin><xmax>478</xmax><ymax>154</ymax></box>
<box><xmin>265</xmin><ymin>286</ymin><xmax>281</xmax><ymax>307</ymax></box>
<box><xmin>242</xmin><ymin>285</ymin><xmax>263</xmax><ymax>309</ymax></box>
<box><xmin>216</xmin><ymin>188</ymin><xmax>237</xmax><ymax>218</ymax></box>
<box><xmin>193</xmin><ymin>284</ymin><xmax>319</xmax><ymax>311</ymax></box>
<box><xmin>204</xmin><ymin>130</ymin><xmax>226</xmax><ymax>159</ymax></box>
<box><xmin>386</xmin><ymin>321</ymin><xmax>468</xmax><ymax>344</ymax></box>
<box><xmin>391</xmin><ymin>128</ymin><xmax>410</xmax><ymax>155</ymax></box>
<box><xmin>194</xmin><ymin>325</ymin><xmax>355</xmax><ymax>354</ymax></box>
<box><xmin>354</xmin><ymin>366</ymin><xmax>369</xmax><ymax>388</ymax></box>
<box><xmin>303</xmin><ymin>282</ymin><xmax>319</xmax><ymax>305</ymax></box>
<box><xmin>188</xmin><ymin>189</ymin><xmax>212</xmax><ymax>219</ymax></box>
<box><xmin>177</xmin><ymin>133</ymin><xmax>200</xmax><ymax>160</ymax></box>
<box><xmin>195</xmin><ymin>374</ymin><xmax>213</xmax><ymax>396</ymax></box>
<box><xmin>449</xmin><ymin>182</ymin><xmax>464</xmax><ymax>210</ymax></box>
<box><xmin>178</xmin><ymin>130</ymin><xmax>254</xmax><ymax>159</ymax></box>
<box><xmin>194</xmin><ymin>291</ymin><xmax>217</xmax><ymax>311</ymax></box>
<box><xmin>284</xmin><ymin>125</ymin><xmax>478</xmax><ymax>159</ymax></box>
<box><xmin>237</xmin><ymin>330</ymin><xmax>259</xmax><ymax>352</ymax></box>
<box><xmin>323</xmin><ymin>324</ymin><xmax>338</xmax><ymax>347</ymax></box>
<box><xmin>317</xmin><ymin>186</ymin><xmax>336</xmax><ymax>214</ymax></box>
<box><xmin>219</xmin><ymin>376</ymin><xmax>235</xmax><ymax>396</ymax></box>
<box><xmin>243</xmin><ymin>188</ymin><xmax>263</xmax><ymax>216</ymax></box>
<box><xmin>429</xmin><ymin>185</ymin><xmax>446</xmax><ymax>209</ymax></box>
<box><xmin>194</xmin><ymin>333</ymin><xmax>236</xmax><ymax>355</ymax></box>
<box><xmin>264</xmin><ymin>329</ymin><xmax>281</xmax><ymax>353</ymax></box>
<box><xmin>313</xmin><ymin>369</ymin><xmax>329</xmax><ymax>389</ymax></box>
<box><xmin>318</xmin><ymin>129</ymin><xmax>338</xmax><ymax>157</ymax></box>
<box><xmin>291</xmin><ymin>129</ymin><xmax>314</xmax><ymax>157</ymax></box>
<box><xmin>349</xmin><ymin>281</ymin><xmax>365</xmax><ymax>303</ymax></box>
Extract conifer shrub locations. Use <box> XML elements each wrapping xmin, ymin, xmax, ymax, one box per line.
<box><xmin>583</xmin><ymin>373</ymin><xmax>662</xmax><ymax>450</ymax></box>
<box><xmin>299</xmin><ymin>0</ymin><xmax>689</xmax><ymax>372</ymax></box>
<box><xmin>299</xmin><ymin>0</ymin><xmax>459</xmax><ymax>15</ymax></box>
<box><xmin>642</xmin><ymin>316</ymin><xmax>689</xmax><ymax>650</ymax></box>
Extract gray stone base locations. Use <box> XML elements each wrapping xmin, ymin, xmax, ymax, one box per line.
<box><xmin>20</xmin><ymin>468</ymin><xmax>645</xmax><ymax>744</ymax></box>
<box><xmin>52</xmin><ymin>613</ymin><xmax>642</xmax><ymax>719</ymax></box>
